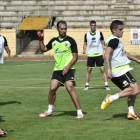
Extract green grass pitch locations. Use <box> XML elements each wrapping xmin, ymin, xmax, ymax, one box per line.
<box><xmin>0</xmin><ymin>60</ymin><xmax>140</xmax><ymax>140</ymax></box>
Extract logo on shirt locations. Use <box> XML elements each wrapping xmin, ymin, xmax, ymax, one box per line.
<box><xmin>65</xmin><ymin>43</ymin><xmax>68</xmax><ymax>47</ymax></box>
<box><xmin>131</xmin><ymin>78</ymin><xmax>135</xmax><ymax>81</ymax></box>
<box><xmin>92</xmin><ymin>38</ymin><xmax>95</xmax><ymax>40</ymax></box>
<box><xmin>55</xmin><ymin>48</ymin><xmax>67</xmax><ymax>54</ymax></box>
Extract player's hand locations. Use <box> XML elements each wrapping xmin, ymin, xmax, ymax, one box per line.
<box><xmin>62</xmin><ymin>65</ymin><xmax>70</xmax><ymax>75</ymax></box>
<box><xmin>37</xmin><ymin>29</ymin><xmax>44</xmax><ymax>41</ymax></box>
<box><xmin>107</xmin><ymin>69</ymin><xmax>112</xmax><ymax>80</ymax></box>
<box><xmin>5</xmin><ymin>46</ymin><xmax>11</xmax><ymax>57</ymax></box>
<box><xmin>83</xmin><ymin>50</ymin><xmax>86</xmax><ymax>54</ymax></box>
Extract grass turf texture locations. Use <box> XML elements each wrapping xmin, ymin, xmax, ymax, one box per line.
<box><xmin>0</xmin><ymin>60</ymin><xmax>140</xmax><ymax>140</ymax></box>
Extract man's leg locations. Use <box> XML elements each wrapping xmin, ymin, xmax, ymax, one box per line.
<box><xmin>39</xmin><ymin>80</ymin><xmax>60</xmax><ymax>117</ymax></box>
<box><xmin>101</xmin><ymin>83</ymin><xmax>140</xmax><ymax>120</ymax></box>
<box><xmin>66</xmin><ymin>81</ymin><xmax>84</xmax><ymax>118</ymax></box>
<box><xmin>84</xmin><ymin>67</ymin><xmax>92</xmax><ymax>90</ymax></box>
<box><xmin>48</xmin><ymin>80</ymin><xmax>60</xmax><ymax>105</ymax></box>
<box><xmin>100</xmin><ymin>67</ymin><xmax>110</xmax><ymax>90</ymax></box>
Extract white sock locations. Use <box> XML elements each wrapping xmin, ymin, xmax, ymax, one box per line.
<box><xmin>105</xmin><ymin>82</ymin><xmax>108</xmax><ymax>86</ymax></box>
<box><xmin>128</xmin><ymin>106</ymin><xmax>135</xmax><ymax>114</ymax></box>
<box><xmin>86</xmin><ymin>83</ymin><xmax>89</xmax><ymax>86</ymax></box>
<box><xmin>48</xmin><ymin>104</ymin><xmax>54</xmax><ymax>113</ymax></box>
<box><xmin>77</xmin><ymin>109</ymin><xmax>83</xmax><ymax>115</ymax></box>
<box><xmin>109</xmin><ymin>93</ymin><xmax>119</xmax><ymax>102</ymax></box>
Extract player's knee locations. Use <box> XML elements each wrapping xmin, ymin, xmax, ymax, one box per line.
<box><xmin>87</xmin><ymin>69</ymin><xmax>92</xmax><ymax>74</ymax></box>
<box><xmin>50</xmin><ymin>87</ymin><xmax>57</xmax><ymax>94</ymax></box>
<box><xmin>66</xmin><ymin>86</ymin><xmax>72</xmax><ymax>93</ymax></box>
<box><xmin>66</xmin><ymin>85</ymin><xmax>74</xmax><ymax>93</ymax></box>
<box><xmin>132</xmin><ymin>87</ymin><xmax>140</xmax><ymax>95</ymax></box>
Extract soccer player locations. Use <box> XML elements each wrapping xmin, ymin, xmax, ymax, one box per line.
<box><xmin>101</xmin><ymin>20</ymin><xmax>140</xmax><ymax>120</ymax></box>
<box><xmin>37</xmin><ymin>20</ymin><xmax>84</xmax><ymax>118</ymax></box>
<box><xmin>0</xmin><ymin>29</ymin><xmax>11</xmax><ymax>136</ymax></box>
<box><xmin>83</xmin><ymin>20</ymin><xmax>110</xmax><ymax>90</ymax></box>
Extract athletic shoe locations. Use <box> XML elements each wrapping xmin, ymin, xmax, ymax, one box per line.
<box><xmin>76</xmin><ymin>114</ymin><xmax>84</xmax><ymax>119</ymax></box>
<box><xmin>105</xmin><ymin>86</ymin><xmax>110</xmax><ymax>90</ymax></box>
<box><xmin>101</xmin><ymin>94</ymin><xmax>112</xmax><ymax>110</ymax></box>
<box><xmin>0</xmin><ymin>129</ymin><xmax>7</xmax><ymax>136</ymax></box>
<box><xmin>39</xmin><ymin>111</ymin><xmax>53</xmax><ymax>117</ymax></box>
<box><xmin>84</xmin><ymin>86</ymin><xmax>89</xmax><ymax>90</ymax></box>
<box><xmin>127</xmin><ymin>112</ymin><xmax>140</xmax><ymax>120</ymax></box>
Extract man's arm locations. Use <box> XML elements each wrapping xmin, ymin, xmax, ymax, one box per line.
<box><xmin>101</xmin><ymin>40</ymin><xmax>105</xmax><ymax>59</ymax></box>
<box><xmin>101</xmin><ymin>40</ymin><xmax>105</xmax><ymax>53</ymax></box>
<box><xmin>105</xmin><ymin>47</ymin><xmax>113</xmax><ymax>79</ymax></box>
<box><xmin>83</xmin><ymin>42</ymin><xmax>87</xmax><ymax>54</ymax></box>
<box><xmin>62</xmin><ymin>53</ymin><xmax>78</xmax><ymax>75</ymax></box>
<box><xmin>4</xmin><ymin>46</ymin><xmax>10</xmax><ymax>57</ymax></box>
<box><xmin>126</xmin><ymin>52</ymin><xmax>140</xmax><ymax>64</ymax></box>
<box><xmin>39</xmin><ymin>41</ymin><xmax>50</xmax><ymax>52</ymax></box>
<box><xmin>37</xmin><ymin>30</ymin><xmax>50</xmax><ymax>52</ymax></box>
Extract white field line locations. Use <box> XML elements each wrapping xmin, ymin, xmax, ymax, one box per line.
<box><xmin>1</xmin><ymin>63</ymin><xmax>48</xmax><ymax>67</ymax></box>
<box><xmin>0</xmin><ymin>77</ymin><xmax>103</xmax><ymax>81</ymax></box>
<box><xmin>0</xmin><ymin>75</ymin><xmax>140</xmax><ymax>82</ymax></box>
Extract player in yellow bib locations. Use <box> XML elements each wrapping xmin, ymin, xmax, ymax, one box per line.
<box><xmin>37</xmin><ymin>21</ymin><xmax>84</xmax><ymax>118</ymax></box>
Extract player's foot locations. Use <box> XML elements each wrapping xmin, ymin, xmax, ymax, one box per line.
<box><xmin>76</xmin><ymin>114</ymin><xmax>84</xmax><ymax>119</ymax></box>
<box><xmin>101</xmin><ymin>94</ymin><xmax>112</xmax><ymax>110</ymax></box>
<box><xmin>84</xmin><ymin>86</ymin><xmax>89</xmax><ymax>90</ymax></box>
<box><xmin>127</xmin><ymin>112</ymin><xmax>140</xmax><ymax>120</ymax></box>
<box><xmin>0</xmin><ymin>129</ymin><xmax>7</xmax><ymax>136</ymax></box>
<box><xmin>105</xmin><ymin>86</ymin><xmax>110</xmax><ymax>90</ymax></box>
<box><xmin>39</xmin><ymin>111</ymin><xmax>53</xmax><ymax>117</ymax></box>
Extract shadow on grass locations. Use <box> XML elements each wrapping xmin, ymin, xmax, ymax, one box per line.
<box><xmin>0</xmin><ymin>101</ymin><xmax>21</xmax><ymax>123</ymax></box>
<box><xmin>54</xmin><ymin>111</ymin><xmax>87</xmax><ymax>117</ymax></box>
<box><xmin>0</xmin><ymin>101</ymin><xmax>21</xmax><ymax>106</ymax></box>
<box><xmin>113</xmin><ymin>113</ymin><xmax>127</xmax><ymax>119</ymax></box>
<box><xmin>103</xmin><ymin>113</ymin><xmax>127</xmax><ymax>121</ymax></box>
<box><xmin>0</xmin><ymin>116</ymin><xmax>5</xmax><ymax>122</ymax></box>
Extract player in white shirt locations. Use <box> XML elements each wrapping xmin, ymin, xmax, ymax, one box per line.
<box><xmin>0</xmin><ymin>30</ymin><xmax>11</xmax><ymax>136</ymax></box>
<box><xmin>83</xmin><ymin>20</ymin><xmax>110</xmax><ymax>90</ymax></box>
<box><xmin>101</xmin><ymin>20</ymin><xmax>140</xmax><ymax>120</ymax></box>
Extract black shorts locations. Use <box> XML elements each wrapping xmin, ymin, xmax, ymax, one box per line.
<box><xmin>51</xmin><ymin>69</ymin><xmax>75</xmax><ymax>86</ymax></box>
<box><xmin>111</xmin><ymin>72</ymin><xmax>137</xmax><ymax>90</ymax></box>
<box><xmin>87</xmin><ymin>55</ymin><xmax>105</xmax><ymax>68</ymax></box>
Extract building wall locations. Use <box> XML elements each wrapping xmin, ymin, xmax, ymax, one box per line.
<box><xmin>44</xmin><ymin>28</ymin><xmax>140</xmax><ymax>56</ymax></box>
<box><xmin>0</xmin><ymin>29</ymin><xmax>16</xmax><ymax>57</ymax></box>
<box><xmin>1</xmin><ymin>29</ymin><xmax>140</xmax><ymax>57</ymax></box>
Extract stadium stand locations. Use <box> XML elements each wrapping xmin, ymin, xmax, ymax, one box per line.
<box><xmin>0</xmin><ymin>0</ymin><xmax>140</xmax><ymax>29</ymax></box>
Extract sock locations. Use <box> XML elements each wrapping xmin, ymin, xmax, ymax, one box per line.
<box><xmin>128</xmin><ymin>106</ymin><xmax>135</xmax><ymax>114</ymax></box>
<box><xmin>48</xmin><ymin>104</ymin><xmax>54</xmax><ymax>113</ymax></box>
<box><xmin>109</xmin><ymin>93</ymin><xmax>119</xmax><ymax>102</ymax></box>
<box><xmin>105</xmin><ymin>82</ymin><xmax>108</xmax><ymax>86</ymax></box>
<box><xmin>86</xmin><ymin>83</ymin><xmax>89</xmax><ymax>86</ymax></box>
<box><xmin>77</xmin><ymin>109</ymin><xmax>83</xmax><ymax>115</ymax></box>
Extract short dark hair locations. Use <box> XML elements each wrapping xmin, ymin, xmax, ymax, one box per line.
<box><xmin>57</xmin><ymin>20</ymin><xmax>67</xmax><ymax>28</ymax></box>
<box><xmin>110</xmin><ymin>20</ymin><xmax>123</xmax><ymax>32</ymax></box>
<box><xmin>90</xmin><ymin>20</ymin><xmax>96</xmax><ymax>25</ymax></box>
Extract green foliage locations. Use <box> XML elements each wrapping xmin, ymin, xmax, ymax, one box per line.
<box><xmin>0</xmin><ymin>61</ymin><xmax>140</xmax><ymax>140</ymax></box>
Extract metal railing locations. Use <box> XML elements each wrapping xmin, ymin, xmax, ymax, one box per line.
<box><xmin>16</xmin><ymin>1</ymin><xmax>54</xmax><ymax>33</ymax></box>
